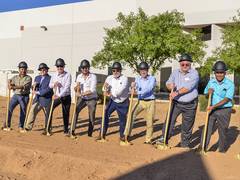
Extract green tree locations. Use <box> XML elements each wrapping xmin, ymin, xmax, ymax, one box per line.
<box><xmin>200</xmin><ymin>10</ymin><xmax>240</xmax><ymax>75</ymax></box>
<box><xmin>92</xmin><ymin>8</ymin><xmax>206</xmax><ymax>74</ymax></box>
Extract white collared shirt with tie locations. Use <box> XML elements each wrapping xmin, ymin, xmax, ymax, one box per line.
<box><xmin>105</xmin><ymin>74</ymin><xmax>129</xmax><ymax>103</ymax></box>
<box><xmin>49</xmin><ymin>71</ymin><xmax>72</xmax><ymax>97</ymax></box>
<box><xmin>75</xmin><ymin>73</ymin><xmax>98</xmax><ymax>100</ymax></box>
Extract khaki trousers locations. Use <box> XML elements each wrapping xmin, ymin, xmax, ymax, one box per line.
<box><xmin>124</xmin><ymin>100</ymin><xmax>155</xmax><ymax>141</ymax></box>
<box><xmin>25</xmin><ymin>102</ymin><xmax>47</xmax><ymax>130</ymax></box>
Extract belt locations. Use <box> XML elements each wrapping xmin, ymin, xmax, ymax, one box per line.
<box><xmin>139</xmin><ymin>99</ymin><xmax>155</xmax><ymax>102</ymax></box>
<box><xmin>82</xmin><ymin>97</ymin><xmax>98</xmax><ymax>101</ymax></box>
<box><xmin>215</xmin><ymin>107</ymin><xmax>232</xmax><ymax>110</ymax></box>
<box><xmin>15</xmin><ymin>93</ymin><xmax>30</xmax><ymax>97</ymax></box>
<box><xmin>112</xmin><ymin>98</ymin><xmax>129</xmax><ymax>104</ymax></box>
<box><xmin>174</xmin><ymin>98</ymin><xmax>198</xmax><ymax>105</ymax></box>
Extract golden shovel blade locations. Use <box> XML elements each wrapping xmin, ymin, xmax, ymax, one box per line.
<box><xmin>70</xmin><ymin>134</ymin><xmax>77</xmax><ymax>140</ymax></box>
<box><xmin>120</xmin><ymin>140</ymin><xmax>132</xmax><ymax>146</ymax></box>
<box><xmin>155</xmin><ymin>143</ymin><xmax>170</xmax><ymax>150</ymax></box>
<box><xmin>2</xmin><ymin>127</ymin><xmax>12</xmax><ymax>131</ymax></box>
<box><xmin>46</xmin><ymin>132</ymin><xmax>52</xmax><ymax>137</ymax></box>
<box><xmin>19</xmin><ymin>129</ymin><xmax>27</xmax><ymax>133</ymax></box>
<box><xmin>237</xmin><ymin>154</ymin><xmax>240</xmax><ymax>160</ymax></box>
<box><xmin>96</xmin><ymin>138</ymin><xmax>107</xmax><ymax>143</ymax></box>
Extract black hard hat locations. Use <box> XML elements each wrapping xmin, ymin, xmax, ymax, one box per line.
<box><xmin>212</xmin><ymin>61</ymin><xmax>228</xmax><ymax>72</ymax></box>
<box><xmin>18</xmin><ymin>61</ymin><xmax>28</xmax><ymax>69</ymax></box>
<box><xmin>179</xmin><ymin>53</ymin><xmax>193</xmax><ymax>62</ymax></box>
<box><xmin>112</xmin><ymin>62</ymin><xmax>122</xmax><ymax>70</ymax></box>
<box><xmin>138</xmin><ymin>62</ymin><xmax>149</xmax><ymax>70</ymax></box>
<box><xmin>38</xmin><ymin>63</ymin><xmax>49</xmax><ymax>71</ymax></box>
<box><xmin>80</xmin><ymin>59</ymin><xmax>90</xmax><ymax>68</ymax></box>
<box><xmin>55</xmin><ymin>58</ymin><xmax>66</xmax><ymax>67</ymax></box>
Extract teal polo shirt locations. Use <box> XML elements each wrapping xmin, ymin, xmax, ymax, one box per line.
<box><xmin>204</xmin><ymin>77</ymin><xmax>234</xmax><ymax>108</ymax></box>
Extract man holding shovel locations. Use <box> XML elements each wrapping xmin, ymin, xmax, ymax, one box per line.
<box><xmin>198</xmin><ymin>61</ymin><xmax>234</xmax><ymax>153</ymax></box>
<box><xmin>44</xmin><ymin>58</ymin><xmax>72</xmax><ymax>135</ymax></box>
<box><xmin>3</xmin><ymin>61</ymin><xmax>32</xmax><ymax>131</ymax></box>
<box><xmin>157</xmin><ymin>53</ymin><xmax>199</xmax><ymax>148</ymax></box>
<box><xmin>124</xmin><ymin>62</ymin><xmax>156</xmax><ymax>144</ymax></box>
<box><xmin>70</xmin><ymin>59</ymin><xmax>98</xmax><ymax>138</ymax></box>
<box><xmin>96</xmin><ymin>62</ymin><xmax>129</xmax><ymax>144</ymax></box>
<box><xmin>23</xmin><ymin>63</ymin><xmax>53</xmax><ymax>132</ymax></box>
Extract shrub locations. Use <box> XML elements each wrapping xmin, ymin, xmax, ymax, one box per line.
<box><xmin>96</xmin><ymin>83</ymin><xmax>110</xmax><ymax>104</ymax></box>
<box><xmin>96</xmin><ymin>83</ymin><xmax>104</xmax><ymax>104</ymax></box>
<box><xmin>199</xmin><ymin>95</ymin><xmax>208</xmax><ymax>112</ymax></box>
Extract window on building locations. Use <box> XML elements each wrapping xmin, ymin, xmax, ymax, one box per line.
<box><xmin>234</xmin><ymin>72</ymin><xmax>240</xmax><ymax>104</ymax></box>
<box><xmin>201</xmin><ymin>25</ymin><xmax>211</xmax><ymax>41</ymax></box>
<box><xmin>108</xmin><ymin>66</ymin><xmax>112</xmax><ymax>75</ymax></box>
<box><xmin>160</xmin><ymin>67</ymin><xmax>172</xmax><ymax>92</ymax></box>
<box><xmin>196</xmin><ymin>68</ymin><xmax>210</xmax><ymax>94</ymax></box>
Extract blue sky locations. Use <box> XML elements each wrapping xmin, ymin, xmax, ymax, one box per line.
<box><xmin>0</xmin><ymin>0</ymin><xmax>90</xmax><ymax>13</ymax></box>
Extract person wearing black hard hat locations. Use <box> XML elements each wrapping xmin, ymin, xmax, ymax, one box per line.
<box><xmin>197</xmin><ymin>61</ymin><xmax>234</xmax><ymax>153</ymax></box>
<box><xmin>124</xmin><ymin>62</ymin><xmax>156</xmax><ymax>144</ymax></box>
<box><xmin>157</xmin><ymin>53</ymin><xmax>199</xmax><ymax>148</ymax></box>
<box><xmin>23</xmin><ymin>63</ymin><xmax>53</xmax><ymax>132</ymax></box>
<box><xmin>44</xmin><ymin>58</ymin><xmax>72</xmax><ymax>135</ymax></box>
<box><xmin>3</xmin><ymin>61</ymin><xmax>32</xmax><ymax>131</ymax></box>
<box><xmin>70</xmin><ymin>59</ymin><xmax>98</xmax><ymax>138</ymax></box>
<box><xmin>96</xmin><ymin>62</ymin><xmax>129</xmax><ymax>144</ymax></box>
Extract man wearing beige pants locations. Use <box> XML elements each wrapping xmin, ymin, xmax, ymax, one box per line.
<box><xmin>24</xmin><ymin>63</ymin><xmax>53</xmax><ymax>132</ymax></box>
<box><xmin>124</xmin><ymin>62</ymin><xmax>156</xmax><ymax>144</ymax></box>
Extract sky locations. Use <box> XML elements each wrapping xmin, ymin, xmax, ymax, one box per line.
<box><xmin>0</xmin><ymin>0</ymin><xmax>90</xmax><ymax>13</ymax></box>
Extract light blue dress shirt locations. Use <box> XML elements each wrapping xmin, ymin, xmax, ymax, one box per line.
<box><xmin>135</xmin><ymin>75</ymin><xmax>156</xmax><ymax>100</ymax></box>
<box><xmin>166</xmin><ymin>68</ymin><xmax>199</xmax><ymax>102</ymax></box>
<box><xmin>204</xmin><ymin>77</ymin><xmax>234</xmax><ymax>108</ymax></box>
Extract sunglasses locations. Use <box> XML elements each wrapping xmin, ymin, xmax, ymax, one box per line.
<box><xmin>215</xmin><ymin>71</ymin><xmax>225</xmax><ymax>74</ymax></box>
<box><xmin>112</xmin><ymin>69</ymin><xmax>120</xmax><ymax>73</ymax></box>
<box><xmin>81</xmin><ymin>67</ymin><xmax>89</xmax><ymax>69</ymax></box>
<box><xmin>180</xmin><ymin>63</ymin><xmax>190</xmax><ymax>67</ymax></box>
<box><xmin>56</xmin><ymin>66</ymin><xmax>64</xmax><ymax>68</ymax></box>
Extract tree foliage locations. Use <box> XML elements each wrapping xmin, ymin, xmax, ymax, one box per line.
<box><xmin>92</xmin><ymin>8</ymin><xmax>206</xmax><ymax>74</ymax></box>
<box><xmin>200</xmin><ymin>10</ymin><xmax>240</xmax><ymax>76</ymax></box>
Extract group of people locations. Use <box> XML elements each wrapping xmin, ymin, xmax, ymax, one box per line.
<box><xmin>2</xmin><ymin>53</ymin><xmax>236</xmax><ymax>153</ymax></box>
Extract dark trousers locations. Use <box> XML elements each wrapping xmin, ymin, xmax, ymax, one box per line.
<box><xmin>46</xmin><ymin>95</ymin><xmax>71</xmax><ymax>132</ymax></box>
<box><xmin>71</xmin><ymin>98</ymin><xmax>97</xmax><ymax>136</ymax></box>
<box><xmin>6</xmin><ymin>94</ymin><xmax>29</xmax><ymax>128</ymax></box>
<box><xmin>162</xmin><ymin>98</ymin><xmax>198</xmax><ymax>146</ymax></box>
<box><xmin>201</xmin><ymin>108</ymin><xmax>232</xmax><ymax>151</ymax></box>
<box><xmin>102</xmin><ymin>99</ymin><xmax>129</xmax><ymax>138</ymax></box>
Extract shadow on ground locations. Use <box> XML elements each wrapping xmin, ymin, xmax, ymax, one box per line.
<box><xmin>113</xmin><ymin>151</ymin><xmax>212</xmax><ymax>180</ymax></box>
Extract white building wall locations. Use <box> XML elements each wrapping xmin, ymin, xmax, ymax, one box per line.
<box><xmin>0</xmin><ymin>0</ymin><xmax>239</xmax><ymax>96</ymax></box>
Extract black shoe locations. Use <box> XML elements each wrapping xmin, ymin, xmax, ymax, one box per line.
<box><xmin>64</xmin><ymin>129</ymin><xmax>69</xmax><ymax>135</ymax></box>
<box><xmin>218</xmin><ymin>149</ymin><xmax>226</xmax><ymax>153</ymax></box>
<box><xmin>120</xmin><ymin>136</ymin><xmax>125</xmax><ymax>142</ymax></box>
<box><xmin>88</xmin><ymin>131</ymin><xmax>93</xmax><ymax>137</ymax></box>
<box><xmin>144</xmin><ymin>140</ymin><xmax>152</xmax><ymax>145</ymax></box>
<box><xmin>96</xmin><ymin>135</ymin><xmax>106</xmax><ymax>142</ymax></box>
<box><xmin>42</xmin><ymin>129</ymin><xmax>52</xmax><ymax>136</ymax></box>
<box><xmin>181</xmin><ymin>144</ymin><xmax>190</xmax><ymax>149</ymax></box>
<box><xmin>42</xmin><ymin>130</ymin><xmax>47</xmax><ymax>135</ymax></box>
<box><xmin>195</xmin><ymin>146</ymin><xmax>203</xmax><ymax>153</ymax></box>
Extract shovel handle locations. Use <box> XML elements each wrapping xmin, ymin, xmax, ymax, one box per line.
<box><xmin>201</xmin><ymin>92</ymin><xmax>213</xmax><ymax>152</ymax></box>
<box><xmin>100</xmin><ymin>87</ymin><xmax>107</xmax><ymax>139</ymax></box>
<box><xmin>163</xmin><ymin>89</ymin><xmax>174</xmax><ymax>145</ymax></box>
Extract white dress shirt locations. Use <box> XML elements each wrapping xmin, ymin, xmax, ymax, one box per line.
<box><xmin>76</xmin><ymin>73</ymin><xmax>98</xmax><ymax>100</ymax></box>
<box><xmin>105</xmin><ymin>75</ymin><xmax>129</xmax><ymax>103</ymax></box>
<box><xmin>49</xmin><ymin>71</ymin><xmax>72</xmax><ymax>97</ymax></box>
